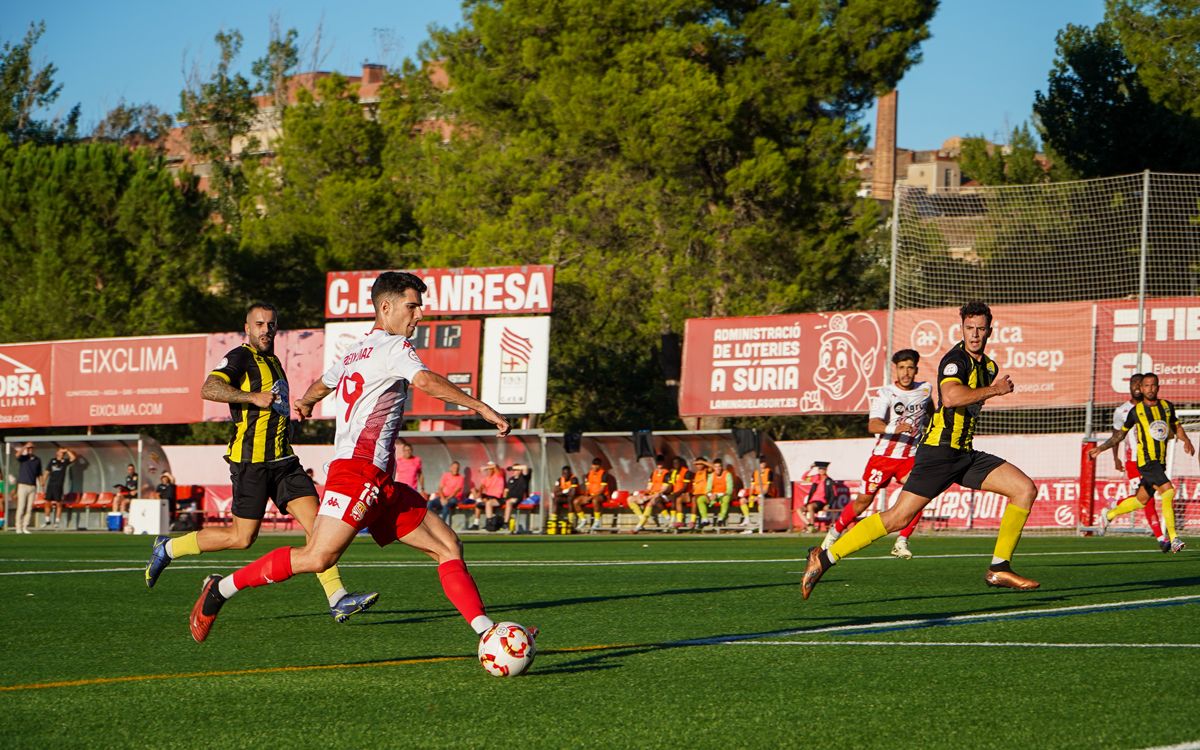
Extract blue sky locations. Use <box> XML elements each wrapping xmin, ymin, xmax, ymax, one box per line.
<box><xmin>7</xmin><ymin>0</ymin><xmax>1104</xmax><ymax>151</ymax></box>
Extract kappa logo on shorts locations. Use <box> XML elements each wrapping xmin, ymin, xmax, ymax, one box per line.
<box><xmin>322</xmin><ymin>491</ymin><xmax>351</xmax><ymax>512</ymax></box>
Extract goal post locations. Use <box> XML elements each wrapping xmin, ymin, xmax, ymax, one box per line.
<box><xmin>891</xmin><ymin>171</ymin><xmax>1200</xmax><ymax>535</ymax></box>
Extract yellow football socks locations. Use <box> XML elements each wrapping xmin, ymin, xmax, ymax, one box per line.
<box><xmin>1107</xmin><ymin>496</ymin><xmax>1144</xmax><ymax>520</ymax></box>
<box><xmin>828</xmin><ymin>513</ymin><xmax>887</xmax><ymax>563</ymax></box>
<box><xmin>992</xmin><ymin>504</ymin><xmax>1030</xmax><ymax>563</ymax></box>
<box><xmin>1161</xmin><ymin>488</ymin><xmax>1178</xmax><ymax>539</ymax></box>
<box><xmin>317</xmin><ymin>566</ymin><xmax>346</xmax><ymax>604</ymax></box>
<box><xmin>170</xmin><ymin>532</ymin><xmax>202</xmax><ymax>558</ymax></box>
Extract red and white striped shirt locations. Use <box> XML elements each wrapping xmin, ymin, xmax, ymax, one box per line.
<box><xmin>869</xmin><ymin>381</ymin><xmax>934</xmax><ymax>459</ymax></box>
<box><xmin>321</xmin><ymin>328</ymin><xmax>430</xmax><ymax>473</ymax></box>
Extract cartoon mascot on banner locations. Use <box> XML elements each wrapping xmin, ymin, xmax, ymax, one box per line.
<box><xmin>805</xmin><ymin>313</ymin><xmax>880</xmax><ymax>412</ymax></box>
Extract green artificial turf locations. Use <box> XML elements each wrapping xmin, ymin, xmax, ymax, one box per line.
<box><xmin>1</xmin><ymin>532</ymin><xmax>1197</xmax><ymax>749</ymax></box>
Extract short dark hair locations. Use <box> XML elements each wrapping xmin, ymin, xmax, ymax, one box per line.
<box><xmin>1141</xmin><ymin>372</ymin><xmax>1159</xmax><ymax>384</ymax></box>
<box><xmin>959</xmin><ymin>301</ymin><xmax>992</xmax><ymax>327</ymax></box>
<box><xmin>655</xmin><ymin>454</ymin><xmax>666</xmax><ymax>463</ymax></box>
<box><xmin>371</xmin><ymin>271</ymin><xmax>427</xmax><ymax>307</ymax></box>
<box><xmin>1129</xmin><ymin>372</ymin><xmax>1145</xmax><ymax>383</ymax></box>
<box><xmin>892</xmin><ymin>349</ymin><xmax>919</xmax><ymax>366</ymax></box>
<box><xmin>246</xmin><ymin>301</ymin><xmax>278</xmax><ymax>320</ymax></box>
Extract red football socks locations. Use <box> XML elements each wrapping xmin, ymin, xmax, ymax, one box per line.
<box><xmin>438</xmin><ymin>559</ymin><xmax>486</xmax><ymax>623</ymax></box>
<box><xmin>232</xmin><ymin>546</ymin><xmax>295</xmax><ymax>590</ymax></box>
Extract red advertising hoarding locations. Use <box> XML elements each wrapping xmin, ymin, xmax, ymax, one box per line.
<box><xmin>203</xmin><ymin>329</ymin><xmax>327</xmax><ymax>422</ymax></box>
<box><xmin>1094</xmin><ymin>296</ymin><xmax>1200</xmax><ymax>403</ymax></box>
<box><xmin>51</xmin><ymin>335</ymin><xmax>209</xmax><ymax>426</ymax></box>
<box><xmin>680</xmin><ymin>299</ymin><xmax>1193</xmax><ymax>416</ymax></box>
<box><xmin>0</xmin><ymin>343</ymin><xmax>53</xmax><ymax>428</ymax></box>
<box><xmin>325</xmin><ymin>266</ymin><xmax>554</xmax><ymax>319</ymax></box>
<box><xmin>891</xmin><ymin>301</ymin><xmax>1095</xmax><ymax>407</ymax></box>
<box><xmin>680</xmin><ymin>312</ymin><xmax>888</xmax><ymax>416</ymax></box>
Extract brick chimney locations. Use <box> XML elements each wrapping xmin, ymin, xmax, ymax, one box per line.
<box><xmin>362</xmin><ymin>63</ymin><xmax>386</xmax><ymax>85</ymax></box>
<box><xmin>872</xmin><ymin>90</ymin><xmax>898</xmax><ymax>202</ymax></box>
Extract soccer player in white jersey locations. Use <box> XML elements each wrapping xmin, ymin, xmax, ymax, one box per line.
<box><xmin>189</xmin><ymin>272</ymin><xmax>527</xmax><ymax>649</ymax></box>
<box><xmin>822</xmin><ymin>349</ymin><xmax>933</xmax><ymax>559</ymax></box>
<box><xmin>1105</xmin><ymin>373</ymin><xmax>1169</xmax><ymax>552</ymax></box>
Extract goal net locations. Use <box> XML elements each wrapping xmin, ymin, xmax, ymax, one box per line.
<box><xmin>891</xmin><ymin>171</ymin><xmax>1200</xmax><ymax>533</ymax></box>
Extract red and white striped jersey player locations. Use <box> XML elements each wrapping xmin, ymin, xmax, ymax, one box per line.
<box><xmin>822</xmin><ymin>349</ymin><xmax>933</xmax><ymax>560</ymax></box>
<box><xmin>189</xmin><ymin>271</ymin><xmax>530</xmax><ymax>649</ymax></box>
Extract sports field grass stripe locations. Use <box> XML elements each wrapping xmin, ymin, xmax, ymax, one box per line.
<box><xmin>0</xmin><ymin>546</ymin><xmax>1170</xmax><ymax>572</ymax></box>
<box><xmin>676</xmin><ymin>593</ymin><xmax>1200</xmax><ymax>645</ymax></box>
<box><xmin>0</xmin><ymin>643</ymin><xmax>629</xmax><ymax>693</ymax></box>
<box><xmin>726</xmin><ymin>640</ymin><xmax>1200</xmax><ymax>649</ymax></box>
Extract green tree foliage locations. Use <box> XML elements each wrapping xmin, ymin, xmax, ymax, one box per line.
<box><xmin>0</xmin><ymin>21</ymin><xmax>79</xmax><ymax>145</ymax></box>
<box><xmin>1109</xmin><ymin>0</ymin><xmax>1200</xmax><ymax>117</ymax></box>
<box><xmin>379</xmin><ymin>0</ymin><xmax>935</xmax><ymax>429</ymax></box>
<box><xmin>0</xmin><ymin>140</ymin><xmax>226</xmax><ymax>341</ymax></box>
<box><xmin>958</xmin><ymin>124</ymin><xmax>1063</xmax><ymax>186</ymax></box>
<box><xmin>1034</xmin><ymin>20</ymin><xmax>1200</xmax><ymax>177</ymax></box>
<box><xmin>91</xmin><ymin>101</ymin><xmax>173</xmax><ymax>146</ymax></box>
<box><xmin>179</xmin><ymin>30</ymin><xmax>258</xmax><ymax>234</ymax></box>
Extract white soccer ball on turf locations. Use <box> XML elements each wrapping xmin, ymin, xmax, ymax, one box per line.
<box><xmin>478</xmin><ymin>621</ymin><xmax>536</xmax><ymax>677</ymax></box>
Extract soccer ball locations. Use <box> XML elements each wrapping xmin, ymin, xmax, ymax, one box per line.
<box><xmin>478</xmin><ymin>621</ymin><xmax>536</xmax><ymax>677</ymax></box>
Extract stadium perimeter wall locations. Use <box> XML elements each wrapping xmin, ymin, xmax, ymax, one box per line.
<box><xmin>777</xmin><ymin>436</ymin><xmax>1199</xmax><ymax>533</ymax></box>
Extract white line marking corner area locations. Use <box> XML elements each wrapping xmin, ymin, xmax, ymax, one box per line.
<box><xmin>1137</xmin><ymin>742</ymin><xmax>1200</xmax><ymax>750</ymax></box>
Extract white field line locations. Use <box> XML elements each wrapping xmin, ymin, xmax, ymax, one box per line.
<box><xmin>674</xmin><ymin>593</ymin><xmax>1200</xmax><ymax>646</ymax></box>
<box><xmin>0</xmin><ymin>546</ymin><xmax>1168</xmax><ymax>575</ymax></box>
<box><xmin>726</xmin><ymin>640</ymin><xmax>1200</xmax><ymax>649</ymax></box>
<box><xmin>1137</xmin><ymin>742</ymin><xmax>1200</xmax><ymax>750</ymax></box>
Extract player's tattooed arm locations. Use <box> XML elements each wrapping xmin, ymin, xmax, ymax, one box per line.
<box><xmin>200</xmin><ymin>375</ymin><xmax>274</xmax><ymax>408</ymax></box>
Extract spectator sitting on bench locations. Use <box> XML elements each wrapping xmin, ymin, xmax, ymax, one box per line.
<box><xmin>547</xmin><ymin>465</ymin><xmax>579</xmax><ymax>529</ymax></box>
<box><xmin>630</xmin><ymin>454</ymin><xmax>671</xmax><ymax>533</ymax></box>
<box><xmin>801</xmin><ymin>461</ymin><xmax>835</xmax><ymax>533</ymax></box>
<box><xmin>501</xmin><ymin>464</ymin><xmax>531</xmax><ymax>532</ymax></box>
<box><xmin>470</xmin><ymin>462</ymin><xmax>505</xmax><ymax>531</ymax></box>
<box><xmin>155</xmin><ymin>473</ymin><xmax>177</xmax><ymax>518</ymax></box>
<box><xmin>573</xmin><ymin>457</ymin><xmax>612</xmax><ymax>533</ymax></box>
<box><xmin>427</xmin><ymin>461</ymin><xmax>465</xmax><ymax>524</ymax></box>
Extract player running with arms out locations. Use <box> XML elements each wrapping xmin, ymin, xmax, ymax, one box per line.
<box><xmin>1103</xmin><ymin>373</ymin><xmax>1170</xmax><ymax>551</ymax></box>
<box><xmin>189</xmin><ymin>272</ymin><xmax>529</xmax><ymax>648</ymax></box>
<box><xmin>822</xmin><ymin>350</ymin><xmax>933</xmax><ymax>560</ymax></box>
<box><xmin>1088</xmin><ymin>372</ymin><xmax>1195</xmax><ymax>553</ymax></box>
<box><xmin>146</xmin><ymin>302</ymin><xmax>378</xmax><ymax>623</ymax></box>
<box><xmin>802</xmin><ymin>302</ymin><xmax>1042</xmax><ymax>599</ymax></box>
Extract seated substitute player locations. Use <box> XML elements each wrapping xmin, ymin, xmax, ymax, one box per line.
<box><xmin>666</xmin><ymin>456</ymin><xmax>693</xmax><ymax>530</ymax></box>
<box><xmin>738</xmin><ymin>455</ymin><xmax>775</xmax><ymax>528</ymax></box>
<box><xmin>629</xmin><ymin>454</ymin><xmax>672</xmax><ymax>533</ymax></box>
<box><xmin>698</xmin><ymin>458</ymin><xmax>736</xmax><ymax>530</ymax></box>
<box><xmin>1104</xmin><ymin>373</ymin><xmax>1169</xmax><ymax>552</ymax></box>
<box><xmin>146</xmin><ymin>301</ymin><xmax>377</xmax><ymax>623</ymax></box>
<box><xmin>426</xmin><ymin>461</ymin><xmax>466</xmax><ymax>524</ymax></box>
<box><xmin>574</xmin><ymin>457</ymin><xmax>612</xmax><ymax>532</ymax></box>
<box><xmin>686</xmin><ymin>457</ymin><xmax>712</xmax><ymax>530</ymax></box>
<box><xmin>189</xmin><ymin>272</ymin><xmax>529</xmax><ymax>647</ymax></box>
<box><xmin>822</xmin><ymin>349</ymin><xmax>933</xmax><ymax>560</ymax></box>
<box><xmin>470</xmin><ymin>461</ymin><xmax>506</xmax><ymax>531</ymax></box>
<box><xmin>547</xmin><ymin>465</ymin><xmax>580</xmax><ymax>529</ymax></box>
<box><xmin>801</xmin><ymin>301</ymin><xmax>1042</xmax><ymax>598</ymax></box>
<box><xmin>1088</xmin><ymin>371</ymin><xmax>1195</xmax><ymax>553</ymax></box>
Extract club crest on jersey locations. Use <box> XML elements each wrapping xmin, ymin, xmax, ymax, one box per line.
<box><xmin>1149</xmin><ymin>420</ymin><xmax>1169</xmax><ymax>441</ymax></box>
<box><xmin>943</xmin><ymin>363</ymin><xmax>958</xmax><ymax>376</ymax></box>
<box><xmin>351</xmin><ymin>501</ymin><xmax>368</xmax><ymax>522</ymax></box>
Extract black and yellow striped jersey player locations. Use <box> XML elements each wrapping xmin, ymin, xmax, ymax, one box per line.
<box><xmin>802</xmin><ymin>301</ymin><xmax>1044</xmax><ymax>600</ymax></box>
<box><xmin>144</xmin><ymin>302</ymin><xmax>379</xmax><ymax>624</ymax></box>
<box><xmin>1089</xmin><ymin>372</ymin><xmax>1196</xmax><ymax>553</ymax></box>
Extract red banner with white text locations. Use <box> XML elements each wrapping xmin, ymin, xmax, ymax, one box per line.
<box><xmin>51</xmin><ymin>336</ymin><xmax>209</xmax><ymax>425</ymax></box>
<box><xmin>0</xmin><ymin>343</ymin><xmax>53</xmax><ymax>428</ymax></box>
<box><xmin>325</xmin><ymin>266</ymin><xmax>554</xmax><ymax>319</ymax></box>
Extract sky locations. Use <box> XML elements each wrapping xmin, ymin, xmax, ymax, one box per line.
<box><xmin>6</xmin><ymin>0</ymin><xmax>1105</xmax><ymax>152</ymax></box>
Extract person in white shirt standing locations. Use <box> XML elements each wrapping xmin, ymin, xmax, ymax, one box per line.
<box><xmin>1105</xmin><ymin>372</ymin><xmax>1168</xmax><ymax>552</ymax></box>
<box><xmin>189</xmin><ymin>271</ymin><xmax>527</xmax><ymax>649</ymax></box>
<box><xmin>822</xmin><ymin>349</ymin><xmax>933</xmax><ymax>559</ymax></box>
